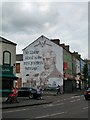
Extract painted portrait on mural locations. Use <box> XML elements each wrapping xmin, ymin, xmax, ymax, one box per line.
<box><xmin>40</xmin><ymin>46</ymin><xmax>63</xmax><ymax>89</ymax></box>
<box><xmin>42</xmin><ymin>48</ymin><xmax>56</xmax><ymax>74</ymax></box>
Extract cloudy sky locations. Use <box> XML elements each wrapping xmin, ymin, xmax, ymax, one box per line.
<box><xmin>1</xmin><ymin>0</ymin><xmax>89</xmax><ymax>59</ymax></box>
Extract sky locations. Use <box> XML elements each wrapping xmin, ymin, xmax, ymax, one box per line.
<box><xmin>0</xmin><ymin>0</ymin><xmax>89</xmax><ymax>59</ymax></box>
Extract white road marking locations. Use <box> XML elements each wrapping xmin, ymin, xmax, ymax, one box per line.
<box><xmin>43</xmin><ymin>102</ymin><xmax>64</xmax><ymax>107</ymax></box>
<box><xmin>71</xmin><ymin>96</ymin><xmax>80</xmax><ymax>99</ymax></box>
<box><xmin>71</xmin><ymin>96</ymin><xmax>75</xmax><ymax>99</ymax></box>
<box><xmin>53</xmin><ymin>103</ymin><xmax>64</xmax><ymax>106</ymax></box>
<box><xmin>70</xmin><ymin>99</ymin><xmax>80</xmax><ymax>103</ymax></box>
<box><xmin>63</xmin><ymin>98</ymin><xmax>67</xmax><ymax>100</ymax></box>
<box><xmin>46</xmin><ymin>103</ymin><xmax>53</xmax><ymax>106</ymax></box>
<box><xmin>51</xmin><ymin>95</ymin><xmax>83</xmax><ymax>104</ymax></box>
<box><xmin>83</xmin><ymin>107</ymin><xmax>88</xmax><ymax>109</ymax></box>
<box><xmin>3</xmin><ymin>108</ymin><xmax>29</xmax><ymax>113</ymax></box>
<box><xmin>58</xmin><ymin>95</ymin><xmax>82</xmax><ymax>102</ymax></box>
<box><xmin>53</xmin><ymin>100</ymin><xmax>60</xmax><ymax>103</ymax></box>
<box><xmin>43</xmin><ymin>95</ymin><xmax>83</xmax><ymax>107</ymax></box>
<box><xmin>35</xmin><ymin>111</ymin><xmax>67</xmax><ymax>118</ymax></box>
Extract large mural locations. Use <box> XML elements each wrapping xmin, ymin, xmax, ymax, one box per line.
<box><xmin>23</xmin><ymin>36</ymin><xmax>63</xmax><ymax>90</ymax></box>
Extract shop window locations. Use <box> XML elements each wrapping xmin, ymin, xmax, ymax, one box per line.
<box><xmin>3</xmin><ymin>51</ymin><xmax>11</xmax><ymax>66</ymax></box>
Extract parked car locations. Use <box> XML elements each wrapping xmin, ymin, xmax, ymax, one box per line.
<box><xmin>18</xmin><ymin>87</ymin><xmax>42</xmax><ymax>99</ymax></box>
<box><xmin>83</xmin><ymin>87</ymin><xmax>90</xmax><ymax>100</ymax></box>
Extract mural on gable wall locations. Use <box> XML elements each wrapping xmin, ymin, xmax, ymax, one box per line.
<box><xmin>23</xmin><ymin>36</ymin><xmax>63</xmax><ymax>91</ymax></box>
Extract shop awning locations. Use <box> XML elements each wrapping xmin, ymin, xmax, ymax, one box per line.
<box><xmin>0</xmin><ymin>74</ymin><xmax>18</xmax><ymax>80</ymax></box>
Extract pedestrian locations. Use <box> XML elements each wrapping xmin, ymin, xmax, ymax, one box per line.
<box><xmin>13</xmin><ymin>86</ymin><xmax>19</xmax><ymax>102</ymax></box>
<box><xmin>56</xmin><ymin>85</ymin><xmax>61</xmax><ymax>95</ymax></box>
<box><xmin>36</xmin><ymin>86</ymin><xmax>42</xmax><ymax>100</ymax></box>
<box><xmin>5</xmin><ymin>86</ymin><xmax>19</xmax><ymax>103</ymax></box>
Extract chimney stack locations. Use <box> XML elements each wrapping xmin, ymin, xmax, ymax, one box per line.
<box><xmin>51</xmin><ymin>39</ymin><xmax>60</xmax><ymax>45</ymax></box>
<box><xmin>72</xmin><ymin>51</ymin><xmax>81</xmax><ymax>59</ymax></box>
<box><xmin>65</xmin><ymin>45</ymin><xmax>69</xmax><ymax>51</ymax></box>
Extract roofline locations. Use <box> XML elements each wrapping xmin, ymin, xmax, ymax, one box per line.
<box><xmin>59</xmin><ymin>44</ymin><xmax>84</xmax><ymax>61</ymax></box>
<box><xmin>22</xmin><ymin>35</ymin><xmax>83</xmax><ymax>61</ymax></box>
<box><xmin>0</xmin><ymin>36</ymin><xmax>17</xmax><ymax>45</ymax></box>
<box><xmin>22</xmin><ymin>35</ymin><xmax>50</xmax><ymax>51</ymax></box>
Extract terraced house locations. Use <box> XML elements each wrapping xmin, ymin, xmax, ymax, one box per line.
<box><xmin>15</xmin><ymin>35</ymin><xmax>90</xmax><ymax>93</ymax></box>
<box><xmin>0</xmin><ymin>36</ymin><xmax>18</xmax><ymax>97</ymax></box>
<box><xmin>2</xmin><ymin>35</ymin><xmax>87</xmax><ymax>93</ymax></box>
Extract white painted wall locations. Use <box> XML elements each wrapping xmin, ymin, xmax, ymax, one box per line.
<box><xmin>76</xmin><ymin>59</ymin><xmax>80</xmax><ymax>74</ymax></box>
<box><xmin>23</xmin><ymin>36</ymin><xmax>63</xmax><ymax>88</ymax></box>
<box><xmin>1</xmin><ymin>42</ymin><xmax>16</xmax><ymax>74</ymax></box>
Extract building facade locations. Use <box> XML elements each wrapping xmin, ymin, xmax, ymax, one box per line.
<box><xmin>61</xmin><ymin>44</ymin><xmax>73</xmax><ymax>79</ymax></box>
<box><xmin>60</xmin><ymin>44</ymin><xmax>77</xmax><ymax>92</ymax></box>
<box><xmin>0</xmin><ymin>37</ymin><xmax>18</xmax><ymax>96</ymax></box>
<box><xmin>16</xmin><ymin>54</ymin><xmax>23</xmax><ymax>88</ymax></box>
<box><xmin>23</xmin><ymin>35</ymin><xmax>63</xmax><ymax>91</ymax></box>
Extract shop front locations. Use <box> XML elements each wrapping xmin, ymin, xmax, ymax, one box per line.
<box><xmin>63</xmin><ymin>74</ymin><xmax>77</xmax><ymax>93</ymax></box>
<box><xmin>0</xmin><ymin>65</ymin><xmax>18</xmax><ymax>97</ymax></box>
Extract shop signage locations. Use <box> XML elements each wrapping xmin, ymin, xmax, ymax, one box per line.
<box><xmin>0</xmin><ymin>65</ymin><xmax>13</xmax><ymax>74</ymax></box>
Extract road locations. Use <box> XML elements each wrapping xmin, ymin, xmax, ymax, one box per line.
<box><xmin>2</xmin><ymin>94</ymin><xmax>89</xmax><ymax>119</ymax></box>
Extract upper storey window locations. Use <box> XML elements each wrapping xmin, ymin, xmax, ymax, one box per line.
<box><xmin>3</xmin><ymin>51</ymin><xmax>11</xmax><ymax>66</ymax></box>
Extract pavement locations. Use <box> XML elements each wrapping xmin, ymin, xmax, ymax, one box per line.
<box><xmin>1</xmin><ymin>89</ymin><xmax>85</xmax><ymax>109</ymax></box>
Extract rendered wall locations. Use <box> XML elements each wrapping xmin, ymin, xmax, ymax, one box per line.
<box><xmin>23</xmin><ymin>36</ymin><xmax>63</xmax><ymax>89</ymax></box>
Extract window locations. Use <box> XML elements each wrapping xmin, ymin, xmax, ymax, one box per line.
<box><xmin>64</xmin><ymin>62</ymin><xmax>68</xmax><ymax>70</ymax></box>
<box><xmin>16</xmin><ymin>63</ymin><xmax>20</xmax><ymax>73</ymax></box>
<box><xmin>3</xmin><ymin>51</ymin><xmax>11</xmax><ymax>65</ymax></box>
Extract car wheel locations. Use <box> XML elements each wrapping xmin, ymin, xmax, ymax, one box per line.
<box><xmin>29</xmin><ymin>94</ymin><xmax>33</xmax><ymax>99</ymax></box>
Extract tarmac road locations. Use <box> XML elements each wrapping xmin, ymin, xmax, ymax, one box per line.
<box><xmin>2</xmin><ymin>90</ymin><xmax>89</xmax><ymax>119</ymax></box>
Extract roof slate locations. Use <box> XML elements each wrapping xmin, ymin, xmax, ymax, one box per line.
<box><xmin>0</xmin><ymin>36</ymin><xmax>17</xmax><ymax>45</ymax></box>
